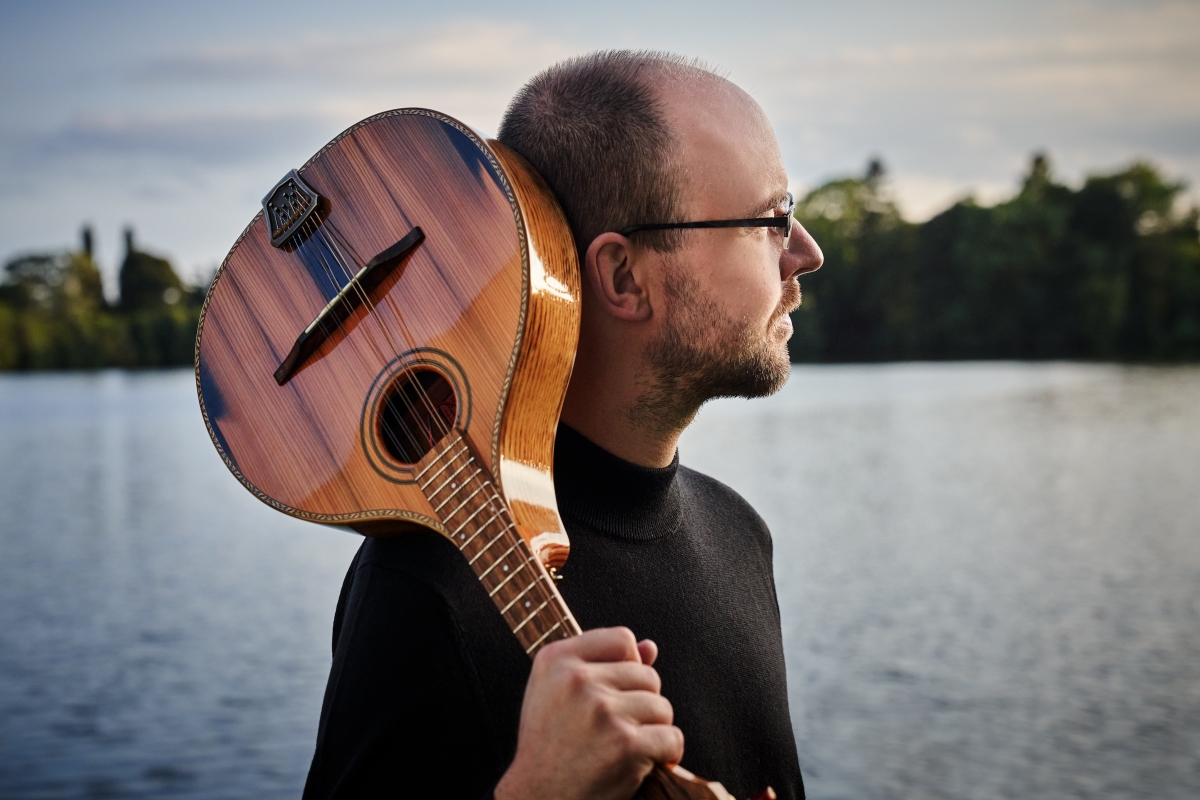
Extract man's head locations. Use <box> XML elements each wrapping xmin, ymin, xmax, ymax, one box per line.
<box><xmin>498</xmin><ymin>51</ymin><xmax>687</xmax><ymax>262</ymax></box>
<box><xmin>498</xmin><ymin>51</ymin><xmax>822</xmax><ymax>451</ymax></box>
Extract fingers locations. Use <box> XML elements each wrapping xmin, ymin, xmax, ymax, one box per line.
<box><xmin>634</xmin><ymin>723</ymin><xmax>685</xmax><ymax>766</ymax></box>
<box><xmin>637</xmin><ymin>638</ymin><xmax>658</xmax><ymax>666</ymax></box>
<box><xmin>564</xmin><ymin>626</ymin><xmax>641</xmax><ymax>663</ymax></box>
<box><xmin>501</xmin><ymin>626</ymin><xmax>682</xmax><ymax>800</ymax></box>
<box><xmin>603</xmin><ymin>689</ymin><xmax>673</xmax><ymax>726</ymax></box>
<box><xmin>538</xmin><ymin>628</ymin><xmax>660</xmax><ymax>669</ymax></box>
<box><xmin>589</xmin><ymin>660</ymin><xmax>662</xmax><ymax>693</ymax></box>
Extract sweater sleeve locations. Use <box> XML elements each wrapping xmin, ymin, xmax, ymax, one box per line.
<box><xmin>302</xmin><ymin>547</ymin><xmax>510</xmax><ymax>800</ymax></box>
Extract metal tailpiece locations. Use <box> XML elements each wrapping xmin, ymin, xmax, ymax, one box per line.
<box><xmin>263</xmin><ymin>169</ymin><xmax>321</xmax><ymax>248</ymax></box>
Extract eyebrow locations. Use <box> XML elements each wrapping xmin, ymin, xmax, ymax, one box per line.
<box><xmin>750</xmin><ymin>191</ymin><xmax>790</xmax><ymax>217</ymax></box>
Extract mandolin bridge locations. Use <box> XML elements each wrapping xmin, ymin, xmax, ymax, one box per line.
<box><xmin>273</xmin><ymin>227</ymin><xmax>426</xmax><ymax>385</ymax></box>
<box><xmin>263</xmin><ymin>169</ymin><xmax>321</xmax><ymax>247</ymax></box>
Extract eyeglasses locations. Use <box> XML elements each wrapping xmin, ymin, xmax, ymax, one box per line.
<box><xmin>618</xmin><ymin>192</ymin><xmax>795</xmax><ymax>249</ymax></box>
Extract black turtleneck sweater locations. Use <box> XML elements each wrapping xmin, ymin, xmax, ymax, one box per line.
<box><xmin>302</xmin><ymin>425</ymin><xmax>803</xmax><ymax>800</ymax></box>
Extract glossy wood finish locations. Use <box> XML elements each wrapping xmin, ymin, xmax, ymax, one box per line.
<box><xmin>641</xmin><ymin>765</ymin><xmax>737</xmax><ymax>800</ymax></box>
<box><xmin>195</xmin><ymin>109</ymin><xmax>580</xmax><ymax>554</ymax></box>
<box><xmin>415</xmin><ymin>427</ymin><xmax>580</xmax><ymax>655</ymax></box>
<box><xmin>489</xmin><ymin>141</ymin><xmax>580</xmax><ymax>569</ymax></box>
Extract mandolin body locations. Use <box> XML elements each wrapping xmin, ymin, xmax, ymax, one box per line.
<box><xmin>195</xmin><ymin>109</ymin><xmax>579</xmax><ymax>568</ymax></box>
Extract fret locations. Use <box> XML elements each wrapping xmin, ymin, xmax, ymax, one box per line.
<box><xmin>428</xmin><ymin>458</ymin><xmax>477</xmax><ymax>497</ymax></box>
<box><xmin>468</xmin><ymin>525</ymin><xmax>514</xmax><ymax>566</ymax></box>
<box><xmin>486</xmin><ymin>555</ymin><xmax>531</xmax><ymax>595</ymax></box>
<box><xmin>526</xmin><ymin>622</ymin><xmax>563</xmax><ymax>654</ymax></box>
<box><xmin>451</xmin><ymin>497</ymin><xmax>500</xmax><ymax>538</ymax></box>
<box><xmin>459</xmin><ymin>510</ymin><xmax>504</xmax><ymax>547</ymax></box>
<box><xmin>415</xmin><ymin>428</ymin><xmax>580</xmax><ymax>659</ymax></box>
<box><xmin>513</xmin><ymin>598</ymin><xmax>551</xmax><ymax>633</ymax></box>
<box><xmin>429</xmin><ymin>470</ymin><xmax>484</xmax><ymax>509</ymax></box>
<box><xmin>416</xmin><ymin>441</ymin><xmax>468</xmax><ymax>484</ymax></box>
<box><xmin>438</xmin><ymin>482</ymin><xmax>489</xmax><ymax>516</ymax></box>
<box><xmin>418</xmin><ymin>447</ymin><xmax>470</xmax><ymax>490</ymax></box>
<box><xmin>478</xmin><ymin>542</ymin><xmax>520</xmax><ymax>580</ymax></box>
<box><xmin>434</xmin><ymin>479</ymin><xmax>484</xmax><ymax>515</ymax></box>
<box><xmin>495</xmin><ymin>576</ymin><xmax>549</xmax><ymax>618</ymax></box>
<box><xmin>500</xmin><ymin>575</ymin><xmax>546</xmax><ymax>613</ymax></box>
<box><xmin>430</xmin><ymin>473</ymin><xmax>473</xmax><ymax>512</ymax></box>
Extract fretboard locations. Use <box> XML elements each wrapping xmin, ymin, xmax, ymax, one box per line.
<box><xmin>415</xmin><ymin>429</ymin><xmax>580</xmax><ymax>656</ymax></box>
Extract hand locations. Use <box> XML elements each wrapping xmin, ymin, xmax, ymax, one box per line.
<box><xmin>494</xmin><ymin>627</ymin><xmax>683</xmax><ymax>800</ymax></box>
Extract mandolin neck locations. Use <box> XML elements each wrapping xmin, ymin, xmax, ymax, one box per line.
<box><xmin>415</xmin><ymin>428</ymin><xmax>581</xmax><ymax>654</ymax></box>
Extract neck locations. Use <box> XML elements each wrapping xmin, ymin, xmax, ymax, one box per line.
<box><xmin>560</xmin><ymin>356</ymin><xmax>697</xmax><ymax>469</ymax></box>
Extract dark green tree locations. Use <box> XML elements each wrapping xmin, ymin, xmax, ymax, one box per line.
<box><xmin>790</xmin><ymin>154</ymin><xmax>1200</xmax><ymax>363</ymax></box>
<box><xmin>789</xmin><ymin>159</ymin><xmax>918</xmax><ymax>361</ymax></box>
<box><xmin>0</xmin><ymin>226</ymin><xmax>202</xmax><ymax>370</ymax></box>
<box><xmin>118</xmin><ymin>227</ymin><xmax>186</xmax><ymax>312</ymax></box>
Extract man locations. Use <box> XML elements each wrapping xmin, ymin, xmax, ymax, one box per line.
<box><xmin>303</xmin><ymin>51</ymin><xmax>822</xmax><ymax>800</ymax></box>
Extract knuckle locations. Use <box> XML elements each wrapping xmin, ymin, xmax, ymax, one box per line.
<box><xmin>532</xmin><ymin>638</ymin><xmax>570</xmax><ymax>670</ymax></box>
<box><xmin>612</xmin><ymin>723</ymin><xmax>639</xmax><ymax>758</ymax></box>
<box><xmin>614</xmin><ymin>626</ymin><xmax>638</xmax><ymax>649</ymax></box>
<box><xmin>565</xmin><ymin>663</ymin><xmax>590</xmax><ymax>693</ymax></box>
<box><xmin>592</xmin><ymin>693</ymin><xmax>616</xmax><ymax>724</ymax></box>
<box><xmin>531</xmin><ymin>643</ymin><xmax>556</xmax><ymax>670</ymax></box>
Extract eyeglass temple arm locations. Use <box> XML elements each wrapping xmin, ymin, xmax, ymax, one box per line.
<box><xmin>618</xmin><ymin>218</ymin><xmax>789</xmax><ymax>236</ymax></box>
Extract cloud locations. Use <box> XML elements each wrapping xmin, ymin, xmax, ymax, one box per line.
<box><xmin>14</xmin><ymin>109</ymin><xmax>334</xmax><ymax>168</ymax></box>
<box><xmin>2</xmin><ymin>20</ymin><xmax>578</xmax><ymax>191</ymax></box>
<box><xmin>131</xmin><ymin>20</ymin><xmax>572</xmax><ymax>89</ymax></box>
<box><xmin>750</xmin><ymin>0</ymin><xmax>1200</xmax><ymax>216</ymax></box>
<box><xmin>776</xmin><ymin>1</ymin><xmax>1200</xmax><ymax>115</ymax></box>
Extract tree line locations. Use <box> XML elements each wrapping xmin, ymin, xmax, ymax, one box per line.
<box><xmin>2</xmin><ymin>154</ymin><xmax>1198</xmax><ymax>370</ymax></box>
<box><xmin>0</xmin><ymin>228</ymin><xmax>204</xmax><ymax>370</ymax></box>
<box><xmin>789</xmin><ymin>155</ymin><xmax>1200</xmax><ymax>362</ymax></box>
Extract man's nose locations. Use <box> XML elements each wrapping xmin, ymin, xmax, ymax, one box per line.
<box><xmin>780</xmin><ymin>218</ymin><xmax>823</xmax><ymax>281</ymax></box>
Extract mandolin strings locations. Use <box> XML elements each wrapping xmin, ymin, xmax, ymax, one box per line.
<box><xmin>278</xmin><ymin>155</ymin><xmax>574</xmax><ymax>663</ymax></box>
<box><xmin>295</xmin><ymin>195</ymin><xmax>574</xmax><ymax>655</ymax></box>
<box><xmin>296</xmin><ymin>216</ymin><xmax>431</xmax><ymax>461</ymax></box>
<box><xmin>307</xmin><ymin>217</ymin><xmax>444</xmax><ymax>459</ymax></box>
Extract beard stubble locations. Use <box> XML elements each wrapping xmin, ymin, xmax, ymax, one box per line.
<box><xmin>632</xmin><ymin>266</ymin><xmax>800</xmax><ymax>433</ymax></box>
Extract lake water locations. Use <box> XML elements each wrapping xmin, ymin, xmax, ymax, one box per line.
<box><xmin>1</xmin><ymin>364</ymin><xmax>1197</xmax><ymax>799</ymax></box>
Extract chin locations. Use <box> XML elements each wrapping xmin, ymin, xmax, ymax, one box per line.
<box><xmin>647</xmin><ymin>270</ymin><xmax>794</xmax><ymax>406</ymax></box>
<box><xmin>718</xmin><ymin>344</ymin><xmax>792</xmax><ymax>400</ymax></box>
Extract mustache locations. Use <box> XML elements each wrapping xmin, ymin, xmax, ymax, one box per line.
<box><xmin>774</xmin><ymin>279</ymin><xmax>802</xmax><ymax>319</ymax></box>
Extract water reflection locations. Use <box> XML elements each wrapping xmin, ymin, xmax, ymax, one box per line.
<box><xmin>0</xmin><ymin>370</ymin><xmax>361</xmax><ymax>799</ymax></box>
<box><xmin>1</xmin><ymin>364</ymin><xmax>1197</xmax><ymax>799</ymax></box>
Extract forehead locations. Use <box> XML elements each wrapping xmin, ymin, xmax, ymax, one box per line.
<box><xmin>657</xmin><ymin>75</ymin><xmax>787</xmax><ymax>216</ymax></box>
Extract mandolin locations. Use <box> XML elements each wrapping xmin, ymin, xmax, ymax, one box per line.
<box><xmin>195</xmin><ymin>108</ymin><xmax>772</xmax><ymax>800</ymax></box>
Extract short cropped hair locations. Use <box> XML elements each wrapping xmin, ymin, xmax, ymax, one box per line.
<box><xmin>498</xmin><ymin>50</ymin><xmax>715</xmax><ymax>258</ymax></box>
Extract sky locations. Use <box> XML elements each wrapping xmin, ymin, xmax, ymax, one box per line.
<box><xmin>1</xmin><ymin>0</ymin><xmax>1198</xmax><ymax>291</ymax></box>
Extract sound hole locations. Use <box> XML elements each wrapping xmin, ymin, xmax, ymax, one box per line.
<box><xmin>378</xmin><ymin>369</ymin><xmax>458</xmax><ymax>465</ymax></box>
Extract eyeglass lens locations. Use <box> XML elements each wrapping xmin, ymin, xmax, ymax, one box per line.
<box><xmin>782</xmin><ymin>192</ymin><xmax>794</xmax><ymax>249</ymax></box>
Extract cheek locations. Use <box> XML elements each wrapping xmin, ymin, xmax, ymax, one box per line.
<box><xmin>721</xmin><ymin>243</ymin><xmax>782</xmax><ymax>323</ymax></box>
<box><xmin>686</xmin><ymin>236</ymin><xmax>781</xmax><ymax>324</ymax></box>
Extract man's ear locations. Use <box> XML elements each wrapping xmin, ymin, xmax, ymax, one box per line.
<box><xmin>584</xmin><ymin>232</ymin><xmax>653</xmax><ymax>322</ymax></box>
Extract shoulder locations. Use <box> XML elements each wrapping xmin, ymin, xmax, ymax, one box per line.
<box><xmin>340</xmin><ymin>531</ymin><xmax>527</xmax><ymax>662</ymax></box>
<box><xmin>331</xmin><ymin>531</ymin><xmax>528</xmax><ymax>689</ymax></box>
<box><xmin>676</xmin><ymin>464</ymin><xmax>773</xmax><ymax>554</ymax></box>
<box><xmin>331</xmin><ymin>532</ymin><xmax>465</xmax><ymax>646</ymax></box>
<box><xmin>332</xmin><ymin>533</ymin><xmax>472</xmax><ymax>664</ymax></box>
<box><xmin>309</xmin><ymin>532</ymin><xmax>527</xmax><ymax>797</ymax></box>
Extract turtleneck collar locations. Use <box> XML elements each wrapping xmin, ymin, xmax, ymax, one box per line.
<box><xmin>552</xmin><ymin>423</ymin><xmax>683</xmax><ymax>542</ymax></box>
